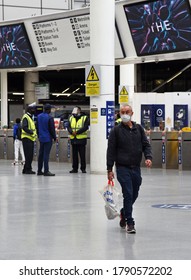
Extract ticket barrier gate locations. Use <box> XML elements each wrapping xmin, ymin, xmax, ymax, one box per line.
<box><xmin>0</xmin><ymin>129</ymin><xmax>7</xmax><ymax>159</ymax></box>
<box><xmin>6</xmin><ymin>129</ymin><xmax>14</xmax><ymax>160</ymax></box>
<box><xmin>57</xmin><ymin>130</ymin><xmax>71</xmax><ymax>163</ymax></box>
<box><xmin>179</xmin><ymin>132</ymin><xmax>191</xmax><ymax>170</ymax></box>
<box><xmin>52</xmin><ymin>130</ymin><xmax>90</xmax><ymax>164</ymax></box>
<box><xmin>0</xmin><ymin>129</ymin><xmax>91</xmax><ymax>163</ymax></box>
<box><xmin>141</xmin><ymin>131</ymin><xmax>180</xmax><ymax>169</ymax></box>
<box><xmin>150</xmin><ymin>131</ymin><xmax>163</xmax><ymax>168</ymax></box>
<box><xmin>164</xmin><ymin>131</ymin><xmax>179</xmax><ymax>169</ymax></box>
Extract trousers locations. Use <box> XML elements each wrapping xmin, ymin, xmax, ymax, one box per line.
<box><xmin>71</xmin><ymin>144</ymin><xmax>86</xmax><ymax>171</ymax></box>
<box><xmin>38</xmin><ymin>141</ymin><xmax>52</xmax><ymax>173</ymax></box>
<box><xmin>14</xmin><ymin>139</ymin><xmax>25</xmax><ymax>162</ymax></box>
<box><xmin>116</xmin><ymin>166</ymin><xmax>142</xmax><ymax>225</ymax></box>
<box><xmin>22</xmin><ymin>138</ymin><xmax>34</xmax><ymax>172</ymax></box>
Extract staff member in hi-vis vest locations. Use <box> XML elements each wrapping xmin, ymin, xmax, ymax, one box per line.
<box><xmin>68</xmin><ymin>107</ymin><xmax>89</xmax><ymax>173</ymax></box>
<box><xmin>21</xmin><ymin>103</ymin><xmax>37</xmax><ymax>174</ymax></box>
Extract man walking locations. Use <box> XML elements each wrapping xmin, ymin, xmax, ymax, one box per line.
<box><xmin>37</xmin><ymin>104</ymin><xmax>56</xmax><ymax>176</ymax></box>
<box><xmin>107</xmin><ymin>104</ymin><xmax>152</xmax><ymax>233</ymax></box>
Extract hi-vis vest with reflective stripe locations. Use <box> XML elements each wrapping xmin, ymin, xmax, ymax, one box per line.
<box><xmin>21</xmin><ymin>113</ymin><xmax>37</xmax><ymax>141</ymax></box>
<box><xmin>69</xmin><ymin>115</ymin><xmax>88</xmax><ymax>140</ymax></box>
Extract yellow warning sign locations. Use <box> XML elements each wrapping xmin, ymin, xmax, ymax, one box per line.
<box><xmin>90</xmin><ymin>108</ymin><xmax>98</xmax><ymax>124</ymax></box>
<box><xmin>119</xmin><ymin>86</ymin><xmax>129</xmax><ymax>103</ymax></box>
<box><xmin>87</xmin><ymin>66</ymin><xmax>99</xmax><ymax>81</ymax></box>
<box><xmin>86</xmin><ymin>65</ymin><xmax>100</xmax><ymax>96</ymax></box>
<box><xmin>120</xmin><ymin>86</ymin><xmax>128</xmax><ymax>95</ymax></box>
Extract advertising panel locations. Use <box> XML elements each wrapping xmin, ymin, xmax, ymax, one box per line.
<box><xmin>124</xmin><ymin>0</ymin><xmax>191</xmax><ymax>56</ymax></box>
<box><xmin>154</xmin><ymin>104</ymin><xmax>165</xmax><ymax>127</ymax></box>
<box><xmin>141</xmin><ymin>104</ymin><xmax>165</xmax><ymax>128</ymax></box>
<box><xmin>0</xmin><ymin>23</ymin><xmax>37</xmax><ymax>68</ymax></box>
<box><xmin>174</xmin><ymin>104</ymin><xmax>188</xmax><ymax>128</ymax></box>
<box><xmin>141</xmin><ymin>104</ymin><xmax>154</xmax><ymax>128</ymax></box>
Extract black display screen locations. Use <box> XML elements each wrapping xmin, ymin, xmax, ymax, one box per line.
<box><xmin>0</xmin><ymin>23</ymin><xmax>37</xmax><ymax>68</ymax></box>
<box><xmin>124</xmin><ymin>0</ymin><xmax>191</xmax><ymax>56</ymax></box>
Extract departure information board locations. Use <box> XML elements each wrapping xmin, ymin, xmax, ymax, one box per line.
<box><xmin>32</xmin><ymin>14</ymin><xmax>124</xmax><ymax>65</ymax></box>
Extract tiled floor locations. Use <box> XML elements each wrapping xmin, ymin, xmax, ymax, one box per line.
<box><xmin>0</xmin><ymin>160</ymin><xmax>190</xmax><ymax>260</ymax></box>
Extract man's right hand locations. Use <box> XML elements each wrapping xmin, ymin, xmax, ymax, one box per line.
<box><xmin>107</xmin><ymin>171</ymin><xmax>114</xmax><ymax>181</ymax></box>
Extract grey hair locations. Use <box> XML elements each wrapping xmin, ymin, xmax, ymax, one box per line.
<box><xmin>120</xmin><ymin>104</ymin><xmax>132</xmax><ymax>110</ymax></box>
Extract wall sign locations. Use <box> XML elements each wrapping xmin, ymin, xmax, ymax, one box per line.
<box><xmin>106</xmin><ymin>101</ymin><xmax>115</xmax><ymax>139</ymax></box>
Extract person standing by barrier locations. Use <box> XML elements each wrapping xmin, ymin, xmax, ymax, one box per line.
<box><xmin>107</xmin><ymin>104</ymin><xmax>152</xmax><ymax>234</ymax></box>
<box><xmin>21</xmin><ymin>103</ymin><xmax>37</xmax><ymax>174</ymax></box>
<box><xmin>37</xmin><ymin>104</ymin><xmax>56</xmax><ymax>176</ymax></box>
<box><xmin>68</xmin><ymin>107</ymin><xmax>89</xmax><ymax>173</ymax></box>
<box><xmin>12</xmin><ymin>118</ymin><xmax>25</xmax><ymax>165</ymax></box>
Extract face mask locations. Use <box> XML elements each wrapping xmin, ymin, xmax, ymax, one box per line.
<box><xmin>121</xmin><ymin>114</ymin><xmax>131</xmax><ymax>123</ymax></box>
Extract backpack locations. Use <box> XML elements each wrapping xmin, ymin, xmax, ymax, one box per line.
<box><xmin>16</xmin><ymin>124</ymin><xmax>22</xmax><ymax>140</ymax></box>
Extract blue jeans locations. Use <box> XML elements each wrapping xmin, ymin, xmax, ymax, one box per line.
<box><xmin>116</xmin><ymin>166</ymin><xmax>142</xmax><ymax>225</ymax></box>
<box><xmin>38</xmin><ymin>141</ymin><xmax>52</xmax><ymax>173</ymax></box>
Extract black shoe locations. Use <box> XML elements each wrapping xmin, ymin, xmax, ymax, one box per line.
<box><xmin>69</xmin><ymin>169</ymin><xmax>78</xmax><ymax>173</ymax></box>
<box><xmin>119</xmin><ymin>208</ymin><xmax>126</xmax><ymax>229</ymax></box>
<box><xmin>37</xmin><ymin>171</ymin><xmax>44</xmax><ymax>176</ymax></box>
<box><xmin>82</xmin><ymin>170</ymin><xmax>86</xmax><ymax>173</ymax></box>
<box><xmin>126</xmin><ymin>224</ymin><xmax>136</xmax><ymax>234</ymax></box>
<box><xmin>22</xmin><ymin>169</ymin><xmax>26</xmax><ymax>174</ymax></box>
<box><xmin>24</xmin><ymin>170</ymin><xmax>36</xmax><ymax>175</ymax></box>
<box><xmin>44</xmin><ymin>171</ymin><xmax>55</xmax><ymax>176</ymax></box>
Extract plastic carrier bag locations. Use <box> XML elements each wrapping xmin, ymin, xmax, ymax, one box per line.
<box><xmin>99</xmin><ymin>180</ymin><xmax>120</xmax><ymax>220</ymax></box>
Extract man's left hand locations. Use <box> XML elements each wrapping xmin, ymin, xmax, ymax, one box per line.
<box><xmin>145</xmin><ymin>159</ymin><xmax>152</xmax><ymax>168</ymax></box>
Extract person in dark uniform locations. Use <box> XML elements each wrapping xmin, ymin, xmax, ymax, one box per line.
<box><xmin>21</xmin><ymin>103</ymin><xmax>37</xmax><ymax>174</ymax></box>
<box><xmin>37</xmin><ymin>104</ymin><xmax>56</xmax><ymax>176</ymax></box>
<box><xmin>68</xmin><ymin>107</ymin><xmax>89</xmax><ymax>173</ymax></box>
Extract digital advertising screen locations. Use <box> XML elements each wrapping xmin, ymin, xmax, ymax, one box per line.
<box><xmin>0</xmin><ymin>23</ymin><xmax>37</xmax><ymax>68</ymax></box>
<box><xmin>124</xmin><ymin>0</ymin><xmax>191</xmax><ymax>56</ymax></box>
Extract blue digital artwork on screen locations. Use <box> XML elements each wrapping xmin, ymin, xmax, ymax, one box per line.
<box><xmin>0</xmin><ymin>23</ymin><xmax>37</xmax><ymax>68</ymax></box>
<box><xmin>124</xmin><ymin>0</ymin><xmax>191</xmax><ymax>56</ymax></box>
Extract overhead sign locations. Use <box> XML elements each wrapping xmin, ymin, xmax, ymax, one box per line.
<box><xmin>118</xmin><ymin>85</ymin><xmax>129</xmax><ymax>103</ymax></box>
<box><xmin>35</xmin><ymin>83</ymin><xmax>49</xmax><ymax>99</ymax></box>
<box><xmin>85</xmin><ymin>65</ymin><xmax>100</xmax><ymax>96</ymax></box>
<box><xmin>30</xmin><ymin>14</ymin><xmax>124</xmax><ymax>66</ymax></box>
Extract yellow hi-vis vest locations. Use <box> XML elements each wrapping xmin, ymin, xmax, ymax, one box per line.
<box><xmin>69</xmin><ymin>115</ymin><xmax>88</xmax><ymax>140</ymax></box>
<box><xmin>21</xmin><ymin>113</ymin><xmax>37</xmax><ymax>141</ymax></box>
<box><xmin>115</xmin><ymin>118</ymin><xmax>121</xmax><ymax>124</ymax></box>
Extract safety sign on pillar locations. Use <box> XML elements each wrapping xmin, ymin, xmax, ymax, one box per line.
<box><xmin>118</xmin><ymin>85</ymin><xmax>129</xmax><ymax>104</ymax></box>
<box><xmin>85</xmin><ymin>65</ymin><xmax>100</xmax><ymax>96</ymax></box>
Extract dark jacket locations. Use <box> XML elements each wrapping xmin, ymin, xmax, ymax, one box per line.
<box><xmin>37</xmin><ymin>112</ymin><xmax>56</xmax><ymax>142</ymax></box>
<box><xmin>107</xmin><ymin>122</ymin><xmax>152</xmax><ymax>171</ymax></box>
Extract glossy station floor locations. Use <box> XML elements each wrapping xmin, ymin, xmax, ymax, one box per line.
<box><xmin>0</xmin><ymin>160</ymin><xmax>190</xmax><ymax>260</ymax></box>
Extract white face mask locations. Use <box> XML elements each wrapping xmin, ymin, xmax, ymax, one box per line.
<box><xmin>121</xmin><ymin>114</ymin><xmax>131</xmax><ymax>123</ymax></box>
